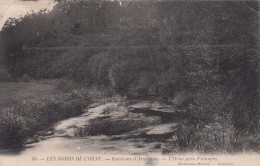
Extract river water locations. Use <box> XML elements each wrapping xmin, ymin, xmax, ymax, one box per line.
<box><xmin>22</xmin><ymin>103</ymin><xmax>162</xmax><ymax>155</ymax></box>
<box><xmin>0</xmin><ymin>101</ymin><xmax>181</xmax><ymax>166</ymax></box>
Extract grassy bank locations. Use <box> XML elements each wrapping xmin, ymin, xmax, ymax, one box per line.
<box><xmin>0</xmin><ymin>81</ymin><xmax>55</xmax><ymax>106</ymax></box>
<box><xmin>0</xmin><ymin>80</ymin><xmax>92</xmax><ymax>150</ymax></box>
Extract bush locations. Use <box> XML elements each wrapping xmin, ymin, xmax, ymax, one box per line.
<box><xmin>172</xmin><ymin>91</ymin><xmax>194</xmax><ymax>108</ymax></box>
<box><xmin>0</xmin><ymin>114</ymin><xmax>24</xmax><ymax>149</ymax></box>
<box><xmin>192</xmin><ymin>86</ymin><xmax>232</xmax><ymax>123</ymax></box>
<box><xmin>20</xmin><ymin>74</ymin><xmax>32</xmax><ymax>82</ymax></box>
<box><xmin>0</xmin><ymin>69</ymin><xmax>11</xmax><ymax>82</ymax></box>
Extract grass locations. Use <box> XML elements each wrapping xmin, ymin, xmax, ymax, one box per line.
<box><xmin>0</xmin><ymin>81</ymin><xmax>56</xmax><ymax>107</ymax></box>
<box><xmin>0</xmin><ymin>80</ymin><xmax>92</xmax><ymax>150</ymax></box>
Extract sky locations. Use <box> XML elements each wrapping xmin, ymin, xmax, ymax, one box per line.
<box><xmin>0</xmin><ymin>0</ymin><xmax>55</xmax><ymax>30</ymax></box>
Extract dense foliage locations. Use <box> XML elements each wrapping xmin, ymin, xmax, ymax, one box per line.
<box><xmin>0</xmin><ymin>0</ymin><xmax>259</xmax><ymax>151</ymax></box>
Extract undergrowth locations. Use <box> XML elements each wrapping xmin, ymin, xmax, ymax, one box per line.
<box><xmin>0</xmin><ymin>80</ymin><xmax>91</xmax><ymax>150</ymax></box>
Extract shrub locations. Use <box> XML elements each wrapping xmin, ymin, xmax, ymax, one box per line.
<box><xmin>20</xmin><ymin>74</ymin><xmax>32</xmax><ymax>82</ymax></box>
<box><xmin>193</xmin><ymin>86</ymin><xmax>232</xmax><ymax>124</ymax></box>
<box><xmin>0</xmin><ymin>69</ymin><xmax>11</xmax><ymax>82</ymax></box>
<box><xmin>0</xmin><ymin>114</ymin><xmax>24</xmax><ymax>149</ymax></box>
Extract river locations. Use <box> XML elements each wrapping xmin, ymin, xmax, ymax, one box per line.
<box><xmin>0</xmin><ymin>101</ymin><xmax>181</xmax><ymax>166</ymax></box>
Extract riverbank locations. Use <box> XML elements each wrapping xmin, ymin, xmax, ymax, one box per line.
<box><xmin>0</xmin><ymin>80</ymin><xmax>92</xmax><ymax>151</ymax></box>
<box><xmin>0</xmin><ymin>79</ymin><xmax>187</xmax><ymax>155</ymax></box>
<box><xmin>8</xmin><ymin>101</ymin><xmax>182</xmax><ymax>156</ymax></box>
<box><xmin>0</xmin><ymin>80</ymin><xmax>259</xmax><ymax>155</ymax></box>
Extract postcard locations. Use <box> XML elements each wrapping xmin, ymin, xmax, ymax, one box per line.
<box><xmin>0</xmin><ymin>0</ymin><xmax>259</xmax><ymax>166</ymax></box>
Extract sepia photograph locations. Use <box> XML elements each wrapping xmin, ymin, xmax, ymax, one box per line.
<box><xmin>0</xmin><ymin>0</ymin><xmax>259</xmax><ymax>165</ymax></box>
